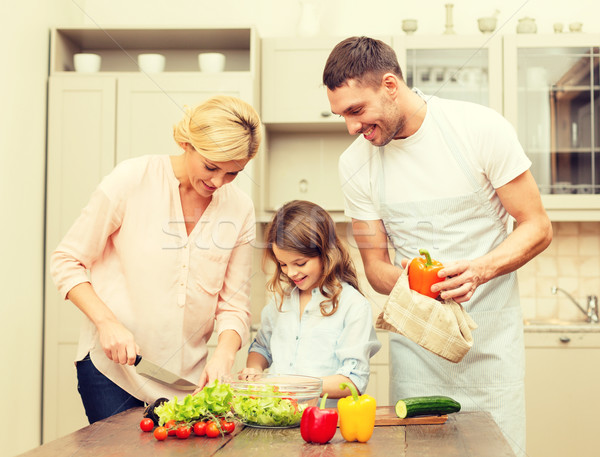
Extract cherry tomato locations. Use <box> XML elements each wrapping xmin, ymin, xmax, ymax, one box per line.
<box><xmin>193</xmin><ymin>421</ymin><xmax>207</xmax><ymax>436</ymax></box>
<box><xmin>205</xmin><ymin>421</ymin><xmax>220</xmax><ymax>438</ymax></box>
<box><xmin>154</xmin><ymin>426</ymin><xmax>168</xmax><ymax>441</ymax></box>
<box><xmin>175</xmin><ymin>425</ymin><xmax>191</xmax><ymax>439</ymax></box>
<box><xmin>140</xmin><ymin>418</ymin><xmax>154</xmax><ymax>432</ymax></box>
<box><xmin>220</xmin><ymin>420</ymin><xmax>235</xmax><ymax>434</ymax></box>
<box><xmin>165</xmin><ymin>419</ymin><xmax>177</xmax><ymax>436</ymax></box>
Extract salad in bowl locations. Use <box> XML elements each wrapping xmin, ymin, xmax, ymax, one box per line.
<box><xmin>225</xmin><ymin>373</ymin><xmax>322</xmax><ymax>428</ymax></box>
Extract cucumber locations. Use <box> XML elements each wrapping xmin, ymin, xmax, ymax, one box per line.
<box><xmin>394</xmin><ymin>396</ymin><xmax>461</xmax><ymax>418</ymax></box>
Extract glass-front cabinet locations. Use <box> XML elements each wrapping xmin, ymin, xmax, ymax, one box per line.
<box><xmin>393</xmin><ymin>34</ymin><xmax>503</xmax><ymax>113</ymax></box>
<box><xmin>504</xmin><ymin>34</ymin><xmax>600</xmax><ymax>220</ymax></box>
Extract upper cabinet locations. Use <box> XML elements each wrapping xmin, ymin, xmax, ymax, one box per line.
<box><xmin>261</xmin><ymin>36</ymin><xmax>347</xmax><ymax>127</ymax></box>
<box><xmin>261</xmin><ymin>36</ymin><xmax>393</xmax><ymax>128</ymax></box>
<box><xmin>393</xmin><ymin>34</ymin><xmax>503</xmax><ymax>113</ymax></box>
<box><xmin>504</xmin><ymin>33</ymin><xmax>600</xmax><ymax>220</ymax></box>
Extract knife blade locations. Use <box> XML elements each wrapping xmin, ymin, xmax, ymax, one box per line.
<box><xmin>134</xmin><ymin>355</ymin><xmax>197</xmax><ymax>391</ymax></box>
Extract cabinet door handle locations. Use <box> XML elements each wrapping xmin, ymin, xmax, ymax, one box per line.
<box><xmin>559</xmin><ymin>336</ymin><xmax>571</xmax><ymax>343</ymax></box>
<box><xmin>320</xmin><ymin>111</ymin><xmax>332</xmax><ymax>117</ymax></box>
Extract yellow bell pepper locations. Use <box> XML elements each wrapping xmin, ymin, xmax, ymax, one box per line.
<box><xmin>337</xmin><ymin>382</ymin><xmax>376</xmax><ymax>443</ymax></box>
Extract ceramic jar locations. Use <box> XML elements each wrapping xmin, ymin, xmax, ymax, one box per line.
<box><xmin>517</xmin><ymin>17</ymin><xmax>537</xmax><ymax>34</ymax></box>
<box><xmin>402</xmin><ymin>19</ymin><xmax>418</xmax><ymax>35</ymax></box>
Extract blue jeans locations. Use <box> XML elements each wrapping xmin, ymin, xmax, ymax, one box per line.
<box><xmin>76</xmin><ymin>353</ymin><xmax>144</xmax><ymax>424</ymax></box>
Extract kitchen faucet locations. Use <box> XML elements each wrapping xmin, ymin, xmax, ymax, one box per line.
<box><xmin>551</xmin><ymin>286</ymin><xmax>599</xmax><ymax>323</ymax></box>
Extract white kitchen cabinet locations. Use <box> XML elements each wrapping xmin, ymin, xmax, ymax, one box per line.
<box><xmin>393</xmin><ymin>34</ymin><xmax>503</xmax><ymax>113</ymax></box>
<box><xmin>44</xmin><ymin>75</ymin><xmax>117</xmax><ymax>440</ymax></box>
<box><xmin>261</xmin><ymin>129</ymin><xmax>354</xmax><ymax>217</ymax></box>
<box><xmin>43</xmin><ymin>26</ymin><xmax>260</xmax><ymax>442</ymax></box>
<box><xmin>504</xmin><ymin>34</ymin><xmax>600</xmax><ymax>220</ymax></box>
<box><xmin>261</xmin><ymin>36</ymin><xmax>349</xmax><ymax>126</ymax></box>
<box><xmin>524</xmin><ymin>330</ymin><xmax>600</xmax><ymax>457</ymax></box>
<box><xmin>115</xmin><ymin>74</ymin><xmax>254</xmax><ymax>161</ymax></box>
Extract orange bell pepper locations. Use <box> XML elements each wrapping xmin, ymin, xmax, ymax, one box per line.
<box><xmin>408</xmin><ymin>249</ymin><xmax>444</xmax><ymax>299</ymax></box>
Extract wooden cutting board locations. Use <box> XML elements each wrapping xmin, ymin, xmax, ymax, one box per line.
<box><xmin>334</xmin><ymin>406</ymin><xmax>448</xmax><ymax>426</ymax></box>
<box><xmin>373</xmin><ymin>406</ymin><xmax>447</xmax><ymax>426</ymax></box>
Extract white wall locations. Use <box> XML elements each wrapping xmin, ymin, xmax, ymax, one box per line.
<box><xmin>1</xmin><ymin>0</ymin><xmax>598</xmax><ymax>455</ymax></box>
<box><xmin>79</xmin><ymin>0</ymin><xmax>598</xmax><ymax>37</ymax></box>
<box><xmin>0</xmin><ymin>3</ymin><xmax>81</xmax><ymax>456</ymax></box>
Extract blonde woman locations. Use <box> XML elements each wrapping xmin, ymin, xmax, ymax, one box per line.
<box><xmin>51</xmin><ymin>96</ymin><xmax>262</xmax><ymax>423</ymax></box>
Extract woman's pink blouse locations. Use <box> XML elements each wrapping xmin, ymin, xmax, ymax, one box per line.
<box><xmin>50</xmin><ymin>155</ymin><xmax>255</xmax><ymax>402</ymax></box>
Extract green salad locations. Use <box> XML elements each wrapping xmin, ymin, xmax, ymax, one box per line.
<box><xmin>154</xmin><ymin>380</ymin><xmax>233</xmax><ymax>425</ymax></box>
<box><xmin>231</xmin><ymin>385</ymin><xmax>306</xmax><ymax>427</ymax></box>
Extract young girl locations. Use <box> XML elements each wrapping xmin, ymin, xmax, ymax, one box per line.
<box><xmin>245</xmin><ymin>200</ymin><xmax>381</xmax><ymax>400</ymax></box>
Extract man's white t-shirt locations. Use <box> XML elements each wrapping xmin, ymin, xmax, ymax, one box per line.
<box><xmin>338</xmin><ymin>94</ymin><xmax>531</xmax><ymax>228</ymax></box>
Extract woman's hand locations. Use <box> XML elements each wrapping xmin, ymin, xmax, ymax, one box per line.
<box><xmin>65</xmin><ymin>282</ymin><xmax>140</xmax><ymax>365</ymax></box>
<box><xmin>97</xmin><ymin>319</ymin><xmax>140</xmax><ymax>365</ymax></box>
<box><xmin>195</xmin><ymin>352</ymin><xmax>235</xmax><ymax>393</ymax></box>
<box><xmin>194</xmin><ymin>329</ymin><xmax>241</xmax><ymax>393</ymax></box>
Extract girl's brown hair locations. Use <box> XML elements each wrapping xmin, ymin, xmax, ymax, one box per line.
<box><xmin>264</xmin><ymin>200</ymin><xmax>361</xmax><ymax>316</ymax></box>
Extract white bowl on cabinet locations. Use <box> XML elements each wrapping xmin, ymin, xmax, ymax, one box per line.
<box><xmin>73</xmin><ymin>53</ymin><xmax>101</xmax><ymax>73</ymax></box>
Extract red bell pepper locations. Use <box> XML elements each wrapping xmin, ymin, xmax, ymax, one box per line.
<box><xmin>300</xmin><ymin>394</ymin><xmax>338</xmax><ymax>444</ymax></box>
<box><xmin>408</xmin><ymin>249</ymin><xmax>444</xmax><ymax>299</ymax></box>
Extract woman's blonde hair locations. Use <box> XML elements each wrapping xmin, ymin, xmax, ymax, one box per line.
<box><xmin>173</xmin><ymin>95</ymin><xmax>261</xmax><ymax>161</ymax></box>
<box><xmin>264</xmin><ymin>200</ymin><xmax>361</xmax><ymax>316</ymax></box>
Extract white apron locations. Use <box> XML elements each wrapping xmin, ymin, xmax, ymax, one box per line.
<box><xmin>380</xmin><ymin>97</ymin><xmax>526</xmax><ymax>457</ymax></box>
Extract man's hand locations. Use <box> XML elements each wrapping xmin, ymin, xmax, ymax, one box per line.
<box><xmin>432</xmin><ymin>260</ymin><xmax>486</xmax><ymax>303</ymax></box>
<box><xmin>402</xmin><ymin>257</ymin><xmax>485</xmax><ymax>303</ymax></box>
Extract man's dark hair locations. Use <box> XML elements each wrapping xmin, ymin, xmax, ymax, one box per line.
<box><xmin>322</xmin><ymin>36</ymin><xmax>404</xmax><ymax>90</ymax></box>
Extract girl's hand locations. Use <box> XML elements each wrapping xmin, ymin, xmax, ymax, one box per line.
<box><xmin>238</xmin><ymin>366</ymin><xmax>264</xmax><ymax>381</ymax></box>
<box><xmin>97</xmin><ymin>319</ymin><xmax>139</xmax><ymax>365</ymax></box>
<box><xmin>240</xmin><ymin>366</ymin><xmax>263</xmax><ymax>375</ymax></box>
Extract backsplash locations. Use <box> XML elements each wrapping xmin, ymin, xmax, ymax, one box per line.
<box><xmin>340</xmin><ymin>221</ymin><xmax>600</xmax><ymax>323</ymax></box>
<box><xmin>518</xmin><ymin>221</ymin><xmax>600</xmax><ymax>321</ymax></box>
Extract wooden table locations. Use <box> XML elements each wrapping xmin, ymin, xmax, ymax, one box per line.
<box><xmin>18</xmin><ymin>407</ymin><xmax>516</xmax><ymax>457</ymax></box>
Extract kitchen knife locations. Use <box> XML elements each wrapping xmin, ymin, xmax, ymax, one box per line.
<box><xmin>134</xmin><ymin>355</ymin><xmax>197</xmax><ymax>391</ymax></box>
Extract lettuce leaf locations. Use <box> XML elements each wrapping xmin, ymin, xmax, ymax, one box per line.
<box><xmin>154</xmin><ymin>380</ymin><xmax>233</xmax><ymax>425</ymax></box>
<box><xmin>231</xmin><ymin>385</ymin><xmax>305</xmax><ymax>427</ymax></box>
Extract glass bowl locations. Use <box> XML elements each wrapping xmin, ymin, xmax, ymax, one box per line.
<box><xmin>224</xmin><ymin>373</ymin><xmax>322</xmax><ymax>428</ymax></box>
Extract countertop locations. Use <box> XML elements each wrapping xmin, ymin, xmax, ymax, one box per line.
<box><xmin>523</xmin><ymin>321</ymin><xmax>600</xmax><ymax>333</ymax></box>
<box><xmin>17</xmin><ymin>407</ymin><xmax>516</xmax><ymax>457</ymax></box>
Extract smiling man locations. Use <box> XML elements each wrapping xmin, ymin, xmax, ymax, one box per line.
<box><xmin>323</xmin><ymin>36</ymin><xmax>552</xmax><ymax>457</ymax></box>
